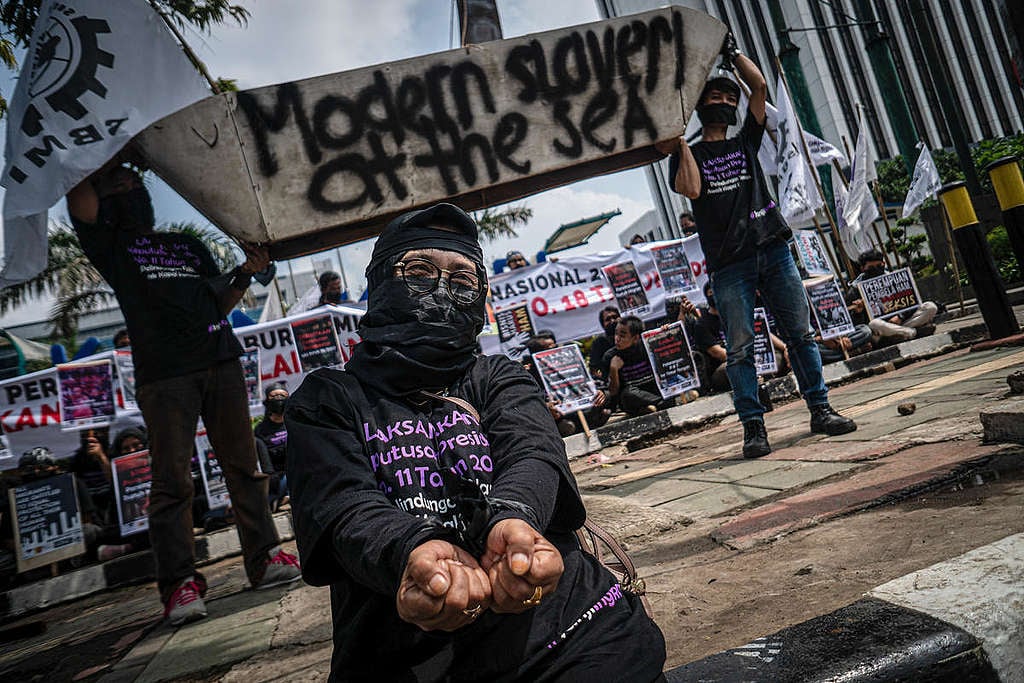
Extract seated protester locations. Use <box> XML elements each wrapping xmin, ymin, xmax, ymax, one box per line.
<box><xmin>102</xmin><ymin>426</ymin><xmax>154</xmax><ymax>559</ymax></box>
<box><xmin>286</xmin><ymin>203</ymin><xmax>665</xmax><ymax>681</ymax></box>
<box><xmin>254</xmin><ymin>382</ymin><xmax>290</xmax><ymax>510</ymax></box>
<box><xmin>588</xmin><ymin>306</ymin><xmax>620</xmax><ymax>382</ymax></box>
<box><xmin>846</xmin><ymin>249</ymin><xmax>938</xmax><ymax>344</ymax></box>
<box><xmin>71</xmin><ymin>428</ymin><xmax>114</xmax><ymax>526</ymax></box>
<box><xmin>524</xmin><ymin>333</ymin><xmax>610</xmax><ymax>437</ymax></box>
<box><xmin>608</xmin><ymin>315</ymin><xmax>674</xmax><ymax>415</ymax></box>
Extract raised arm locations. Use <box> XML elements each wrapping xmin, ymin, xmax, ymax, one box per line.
<box><xmin>734</xmin><ymin>52</ymin><xmax>767</xmax><ymax>125</ymax></box>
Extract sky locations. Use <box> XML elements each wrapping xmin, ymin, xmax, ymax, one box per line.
<box><xmin>0</xmin><ymin>0</ymin><xmax>658</xmax><ymax>327</ymax></box>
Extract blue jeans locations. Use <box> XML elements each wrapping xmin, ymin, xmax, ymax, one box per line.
<box><xmin>710</xmin><ymin>241</ymin><xmax>829</xmax><ymax>423</ymax></box>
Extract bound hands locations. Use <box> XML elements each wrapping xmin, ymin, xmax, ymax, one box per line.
<box><xmin>396</xmin><ymin>519</ymin><xmax>564</xmax><ymax>630</ymax></box>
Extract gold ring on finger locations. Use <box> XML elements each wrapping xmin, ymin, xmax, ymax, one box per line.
<box><xmin>522</xmin><ymin>585</ymin><xmax>543</xmax><ymax>607</ymax></box>
<box><xmin>462</xmin><ymin>604</ymin><xmax>483</xmax><ymax>619</ymax></box>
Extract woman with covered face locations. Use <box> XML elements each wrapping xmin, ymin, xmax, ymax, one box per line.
<box><xmin>287</xmin><ymin>204</ymin><xmax>665</xmax><ymax>681</ymax></box>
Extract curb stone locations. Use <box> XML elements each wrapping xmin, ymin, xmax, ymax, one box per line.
<box><xmin>0</xmin><ymin>511</ymin><xmax>295</xmax><ymax>622</ymax></box>
<box><xmin>567</xmin><ymin>328</ymin><xmax>987</xmax><ymax>460</ymax></box>
<box><xmin>980</xmin><ymin>398</ymin><xmax>1024</xmax><ymax>445</ymax></box>
<box><xmin>666</xmin><ymin>533</ymin><xmax>1024</xmax><ymax>682</ymax></box>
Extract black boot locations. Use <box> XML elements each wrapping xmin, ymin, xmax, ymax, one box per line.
<box><xmin>742</xmin><ymin>420</ymin><xmax>771</xmax><ymax>459</ymax></box>
<box><xmin>809</xmin><ymin>404</ymin><xmax>857</xmax><ymax>435</ymax></box>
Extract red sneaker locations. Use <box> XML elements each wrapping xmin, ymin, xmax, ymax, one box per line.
<box><xmin>254</xmin><ymin>547</ymin><xmax>301</xmax><ymax>590</ymax></box>
<box><xmin>164</xmin><ymin>576</ymin><xmax>208</xmax><ymax>625</ymax></box>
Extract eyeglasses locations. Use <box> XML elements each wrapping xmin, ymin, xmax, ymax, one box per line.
<box><xmin>394</xmin><ymin>258</ymin><xmax>483</xmax><ymax>306</ymax></box>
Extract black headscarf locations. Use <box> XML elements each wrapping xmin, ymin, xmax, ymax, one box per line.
<box><xmin>346</xmin><ymin>203</ymin><xmax>487</xmax><ymax>397</ymax></box>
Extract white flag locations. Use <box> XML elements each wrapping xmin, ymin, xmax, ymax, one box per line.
<box><xmin>772</xmin><ymin>76</ymin><xmax>823</xmax><ymax>226</ymax></box>
<box><xmin>1</xmin><ymin>0</ymin><xmax>212</xmax><ymax>287</ymax></box>
<box><xmin>901</xmin><ymin>145</ymin><xmax>942</xmax><ymax>217</ymax></box>
<box><xmin>759</xmin><ymin>102</ymin><xmax>846</xmax><ymax>175</ymax></box>
<box><xmin>258</xmin><ymin>280</ymin><xmax>288</xmax><ymax>323</ymax></box>
<box><xmin>837</xmin><ymin>106</ymin><xmax>878</xmax><ymax>260</ymax></box>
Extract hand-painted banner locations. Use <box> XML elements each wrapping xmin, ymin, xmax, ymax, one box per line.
<box><xmin>753</xmin><ymin>307</ymin><xmax>778</xmax><ymax>376</ymax></box>
<box><xmin>533</xmin><ymin>344</ymin><xmax>597</xmax><ymax>414</ymax></box>
<box><xmin>857</xmin><ymin>268</ymin><xmax>921</xmax><ymax>321</ymax></box>
<box><xmin>805</xmin><ymin>277</ymin><xmax>855</xmax><ymax>340</ymax></box>
<box><xmin>641</xmin><ymin>322</ymin><xmax>700</xmax><ymax>398</ymax></box>
<box><xmin>111</xmin><ymin>450</ymin><xmax>152</xmax><ymax>537</ymax></box>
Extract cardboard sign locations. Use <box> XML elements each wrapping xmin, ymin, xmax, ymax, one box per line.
<box><xmin>291</xmin><ymin>314</ymin><xmax>343</xmax><ymax>372</ymax></box>
<box><xmin>857</xmin><ymin>267</ymin><xmax>922</xmax><ymax>320</ymax></box>
<box><xmin>135</xmin><ymin>8</ymin><xmax>727</xmax><ymax>257</ymax></box>
<box><xmin>650</xmin><ymin>241</ymin><xmax>696</xmax><ymax>296</ymax></box>
<box><xmin>794</xmin><ymin>230</ymin><xmax>833</xmax><ymax>276</ymax></box>
<box><xmin>57</xmin><ymin>360</ymin><xmax>116</xmax><ymax>431</ymax></box>
<box><xmin>240</xmin><ymin>348</ymin><xmax>262</xmax><ymax>410</ymax></box>
<box><xmin>641</xmin><ymin>322</ymin><xmax>700</xmax><ymax>398</ymax></box>
<box><xmin>195</xmin><ymin>429</ymin><xmax>230</xmax><ymax>510</ymax></box>
<box><xmin>495</xmin><ymin>303</ymin><xmax>535</xmax><ymax>361</ymax></box>
<box><xmin>9</xmin><ymin>473</ymin><xmax>86</xmax><ymax>572</ymax></box>
<box><xmin>753</xmin><ymin>307</ymin><xmax>777</xmax><ymax>376</ymax></box>
<box><xmin>111</xmin><ymin>450</ymin><xmax>152</xmax><ymax>537</ymax></box>
<box><xmin>602</xmin><ymin>260</ymin><xmax>651</xmax><ymax>317</ymax></box>
<box><xmin>533</xmin><ymin>344</ymin><xmax>598</xmax><ymax>414</ymax></box>
<box><xmin>805</xmin><ymin>277</ymin><xmax>856</xmax><ymax>340</ymax></box>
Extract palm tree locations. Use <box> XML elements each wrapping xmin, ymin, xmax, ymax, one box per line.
<box><xmin>474</xmin><ymin>204</ymin><xmax>533</xmax><ymax>242</ymax></box>
<box><xmin>0</xmin><ymin>220</ymin><xmax>241</xmax><ymax>341</ymax></box>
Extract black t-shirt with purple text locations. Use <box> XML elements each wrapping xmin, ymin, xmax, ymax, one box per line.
<box><xmin>670</xmin><ymin>110</ymin><xmax>791</xmax><ymax>273</ymax></box>
<box><xmin>72</xmin><ymin>217</ymin><xmax>242</xmax><ymax>387</ymax></box>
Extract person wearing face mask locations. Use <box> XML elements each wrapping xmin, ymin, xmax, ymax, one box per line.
<box><xmin>588</xmin><ymin>306</ymin><xmax>621</xmax><ymax>381</ymax></box>
<box><xmin>318</xmin><ymin>271</ymin><xmax>346</xmax><ymax>305</ymax></box>
<box><xmin>66</xmin><ymin>162</ymin><xmax>300</xmax><ymax>626</ymax></box>
<box><xmin>286</xmin><ymin>203</ymin><xmax>665</xmax><ymax>682</ymax></box>
<box><xmin>846</xmin><ymin>249</ymin><xmax>938</xmax><ymax>344</ymax></box>
<box><xmin>657</xmin><ymin>33</ymin><xmax>856</xmax><ymax>459</ymax></box>
<box><xmin>255</xmin><ymin>383</ymin><xmax>290</xmax><ymax>510</ymax></box>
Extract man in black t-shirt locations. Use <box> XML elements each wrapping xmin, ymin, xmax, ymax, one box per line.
<box><xmin>67</xmin><ymin>164</ymin><xmax>299</xmax><ymax>626</ymax></box>
<box><xmin>659</xmin><ymin>35</ymin><xmax>855</xmax><ymax>458</ymax></box>
<box><xmin>588</xmin><ymin>306</ymin><xmax>620</xmax><ymax>382</ymax></box>
<box><xmin>608</xmin><ymin>315</ymin><xmax>673</xmax><ymax>416</ymax></box>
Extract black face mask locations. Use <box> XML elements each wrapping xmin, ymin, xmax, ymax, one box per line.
<box><xmin>265</xmin><ymin>398</ymin><xmax>286</xmax><ymax>415</ymax></box>
<box><xmin>603</xmin><ymin>321</ymin><xmax>619</xmax><ymax>338</ymax></box>
<box><xmin>322</xmin><ymin>291</ymin><xmax>342</xmax><ymax>304</ymax></box>
<box><xmin>697</xmin><ymin>102</ymin><xmax>738</xmax><ymax>127</ymax></box>
<box><xmin>863</xmin><ymin>266</ymin><xmax>886</xmax><ymax>279</ymax></box>
<box><xmin>98</xmin><ymin>187</ymin><xmax>155</xmax><ymax>232</ymax></box>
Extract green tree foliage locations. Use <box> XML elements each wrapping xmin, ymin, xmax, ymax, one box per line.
<box><xmin>0</xmin><ymin>220</ymin><xmax>239</xmax><ymax>340</ymax></box>
<box><xmin>0</xmin><ymin>0</ymin><xmax>249</xmax><ymax>116</ymax></box>
<box><xmin>473</xmin><ymin>204</ymin><xmax>533</xmax><ymax>242</ymax></box>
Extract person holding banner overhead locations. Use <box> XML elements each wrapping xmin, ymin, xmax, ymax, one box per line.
<box><xmin>286</xmin><ymin>203</ymin><xmax>664</xmax><ymax>681</ymax></box>
<box><xmin>66</xmin><ymin>163</ymin><xmax>300</xmax><ymax>626</ymax></box>
<box><xmin>659</xmin><ymin>33</ymin><xmax>856</xmax><ymax>458</ymax></box>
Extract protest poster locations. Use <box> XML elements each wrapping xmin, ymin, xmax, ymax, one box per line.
<box><xmin>753</xmin><ymin>308</ymin><xmax>778</xmax><ymax>376</ymax></box>
<box><xmin>495</xmin><ymin>304</ymin><xmax>535</xmax><ymax>361</ymax></box>
<box><xmin>857</xmin><ymin>267</ymin><xmax>922</xmax><ymax>321</ymax></box>
<box><xmin>602</xmin><ymin>260</ymin><xmax>650</xmax><ymax>317</ymax></box>
<box><xmin>680</xmin><ymin>234</ymin><xmax>709</xmax><ymax>306</ymax></box>
<box><xmin>195</xmin><ymin>428</ymin><xmax>230</xmax><ymax>510</ymax></box>
<box><xmin>794</xmin><ymin>230</ymin><xmax>833</xmax><ymax>276</ymax></box>
<box><xmin>8</xmin><ymin>472</ymin><xmax>85</xmax><ymax>572</ymax></box>
<box><xmin>805</xmin><ymin>277</ymin><xmax>855</xmax><ymax>340</ymax></box>
<box><xmin>291</xmin><ymin>315</ymin><xmax>342</xmax><ymax>372</ymax></box>
<box><xmin>57</xmin><ymin>361</ymin><xmax>116</xmax><ymax>431</ymax></box>
<box><xmin>649</xmin><ymin>241</ymin><xmax>696</xmax><ymax>295</ymax></box>
<box><xmin>240</xmin><ymin>348</ymin><xmax>262</xmax><ymax>410</ymax></box>
<box><xmin>111</xmin><ymin>450</ymin><xmax>152</xmax><ymax>537</ymax></box>
<box><xmin>113</xmin><ymin>350</ymin><xmax>137</xmax><ymax>411</ymax></box>
<box><xmin>532</xmin><ymin>345</ymin><xmax>598</xmax><ymax>414</ymax></box>
<box><xmin>641</xmin><ymin>322</ymin><xmax>700</xmax><ymax>398</ymax></box>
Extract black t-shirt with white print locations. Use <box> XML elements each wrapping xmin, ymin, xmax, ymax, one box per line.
<box><xmin>286</xmin><ymin>354</ymin><xmax>665</xmax><ymax>682</ymax></box>
<box><xmin>71</xmin><ymin>216</ymin><xmax>242</xmax><ymax>387</ymax></box>
<box><xmin>669</xmin><ymin>110</ymin><xmax>792</xmax><ymax>273</ymax></box>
